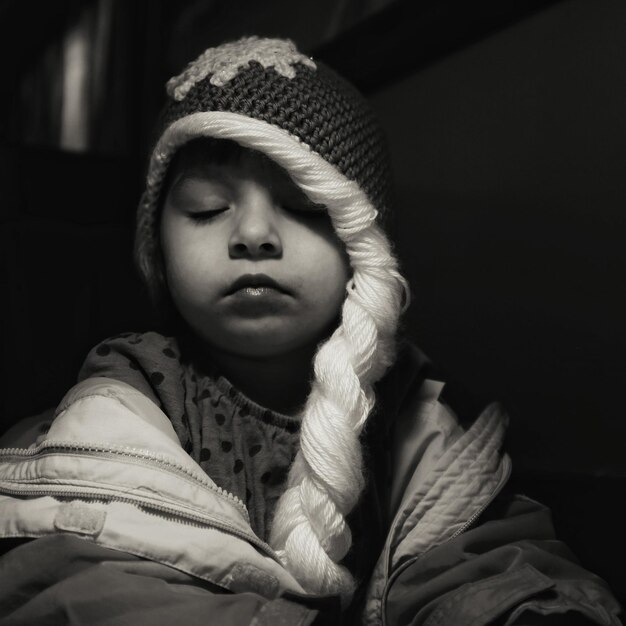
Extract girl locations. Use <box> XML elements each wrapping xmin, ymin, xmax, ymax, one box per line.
<box><xmin>0</xmin><ymin>36</ymin><xmax>621</xmax><ymax>625</ymax></box>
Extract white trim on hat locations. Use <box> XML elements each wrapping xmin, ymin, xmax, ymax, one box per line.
<box><xmin>143</xmin><ymin>111</ymin><xmax>379</xmax><ymax>241</ymax></box>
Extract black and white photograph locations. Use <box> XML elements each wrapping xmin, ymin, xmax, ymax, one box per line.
<box><xmin>0</xmin><ymin>1</ymin><xmax>624</xmax><ymax>624</ymax></box>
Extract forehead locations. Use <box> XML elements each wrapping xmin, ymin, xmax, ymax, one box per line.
<box><xmin>167</xmin><ymin>138</ymin><xmax>303</xmax><ymax>197</ymax></box>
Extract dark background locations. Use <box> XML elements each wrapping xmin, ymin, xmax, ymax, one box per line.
<box><xmin>1</xmin><ymin>0</ymin><xmax>624</xmax><ymax>602</ymax></box>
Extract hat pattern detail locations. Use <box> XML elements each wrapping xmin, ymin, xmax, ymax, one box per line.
<box><xmin>166</xmin><ymin>36</ymin><xmax>317</xmax><ymax>101</ymax></box>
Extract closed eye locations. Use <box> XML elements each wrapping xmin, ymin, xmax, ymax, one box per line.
<box><xmin>282</xmin><ymin>203</ymin><xmax>327</xmax><ymax>218</ymax></box>
<box><xmin>187</xmin><ymin>208</ymin><xmax>228</xmax><ymax>222</ymax></box>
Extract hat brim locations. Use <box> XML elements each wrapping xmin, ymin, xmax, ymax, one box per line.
<box><xmin>140</xmin><ymin>111</ymin><xmax>379</xmax><ymax>241</ymax></box>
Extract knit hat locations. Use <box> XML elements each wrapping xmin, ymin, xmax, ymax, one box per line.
<box><xmin>134</xmin><ymin>36</ymin><xmax>408</xmax><ymax>599</ymax></box>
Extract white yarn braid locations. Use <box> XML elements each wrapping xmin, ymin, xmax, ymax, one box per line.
<box><xmin>144</xmin><ymin>113</ymin><xmax>409</xmax><ymax>598</ymax></box>
<box><xmin>269</xmin><ymin>220</ymin><xmax>404</xmax><ymax>597</ymax></box>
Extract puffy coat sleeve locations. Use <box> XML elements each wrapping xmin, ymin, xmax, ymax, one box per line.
<box><xmin>0</xmin><ymin>535</ymin><xmax>322</xmax><ymax>626</ymax></box>
<box><xmin>384</xmin><ymin>488</ymin><xmax>623</xmax><ymax>625</ymax></box>
<box><xmin>378</xmin><ymin>341</ymin><xmax>623</xmax><ymax>625</ymax></box>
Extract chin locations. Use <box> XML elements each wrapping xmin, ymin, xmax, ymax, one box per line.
<box><xmin>204</xmin><ymin>326</ymin><xmax>323</xmax><ymax>359</ymax></box>
<box><xmin>189</xmin><ymin>315</ymin><xmax>339</xmax><ymax>360</ymax></box>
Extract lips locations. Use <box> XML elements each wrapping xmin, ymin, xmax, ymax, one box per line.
<box><xmin>225</xmin><ymin>273</ymin><xmax>291</xmax><ymax>296</ymax></box>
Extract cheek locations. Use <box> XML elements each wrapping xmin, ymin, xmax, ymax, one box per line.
<box><xmin>304</xmin><ymin>237</ymin><xmax>351</xmax><ymax>313</ymax></box>
<box><xmin>161</xmin><ymin>224</ymin><xmax>211</xmax><ymax>303</ymax></box>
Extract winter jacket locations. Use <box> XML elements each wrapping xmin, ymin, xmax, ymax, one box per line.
<box><xmin>0</xmin><ymin>342</ymin><xmax>621</xmax><ymax>625</ymax></box>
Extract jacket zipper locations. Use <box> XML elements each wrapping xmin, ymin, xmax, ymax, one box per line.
<box><xmin>0</xmin><ymin>440</ymin><xmax>246</xmax><ymax>510</ymax></box>
<box><xmin>447</xmin><ymin>453</ymin><xmax>512</xmax><ymax>540</ymax></box>
<box><xmin>0</xmin><ymin>441</ymin><xmax>280</xmax><ymax>561</ymax></box>
<box><xmin>0</xmin><ymin>481</ymin><xmax>280</xmax><ymax>560</ymax></box>
<box><xmin>379</xmin><ymin>454</ymin><xmax>512</xmax><ymax>626</ymax></box>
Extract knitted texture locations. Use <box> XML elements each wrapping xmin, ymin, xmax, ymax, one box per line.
<box><xmin>155</xmin><ymin>36</ymin><xmax>392</xmax><ymax>218</ymax></box>
<box><xmin>133</xmin><ymin>36</ymin><xmax>409</xmax><ymax>599</ymax></box>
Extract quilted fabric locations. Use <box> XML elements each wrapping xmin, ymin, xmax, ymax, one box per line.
<box><xmin>390</xmin><ymin>403</ymin><xmax>509</xmax><ymax>566</ymax></box>
<box><xmin>362</xmin><ymin>401</ymin><xmax>510</xmax><ymax>626</ymax></box>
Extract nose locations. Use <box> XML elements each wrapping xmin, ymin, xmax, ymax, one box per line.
<box><xmin>228</xmin><ymin>184</ymin><xmax>283</xmax><ymax>259</ymax></box>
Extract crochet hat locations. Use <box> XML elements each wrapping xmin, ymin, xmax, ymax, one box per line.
<box><xmin>134</xmin><ymin>36</ymin><xmax>408</xmax><ymax>599</ymax></box>
<box><xmin>135</xmin><ymin>36</ymin><xmax>394</xmax><ymax>300</ymax></box>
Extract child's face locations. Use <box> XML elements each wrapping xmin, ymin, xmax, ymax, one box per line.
<box><xmin>160</xmin><ymin>144</ymin><xmax>351</xmax><ymax>359</ymax></box>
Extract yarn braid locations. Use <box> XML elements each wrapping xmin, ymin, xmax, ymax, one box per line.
<box><xmin>136</xmin><ymin>112</ymin><xmax>408</xmax><ymax>597</ymax></box>
<box><xmin>269</xmin><ymin>221</ymin><xmax>404</xmax><ymax>597</ymax></box>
